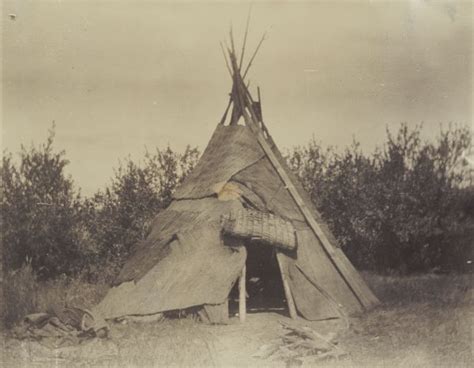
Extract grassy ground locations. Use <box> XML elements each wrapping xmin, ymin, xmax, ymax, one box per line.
<box><xmin>338</xmin><ymin>273</ymin><xmax>473</xmax><ymax>367</ymax></box>
<box><xmin>1</xmin><ymin>272</ymin><xmax>472</xmax><ymax>367</ymax></box>
<box><xmin>1</xmin><ymin>264</ymin><xmax>110</xmax><ymax>329</ymax></box>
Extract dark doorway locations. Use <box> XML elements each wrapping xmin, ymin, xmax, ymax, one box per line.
<box><xmin>229</xmin><ymin>244</ymin><xmax>287</xmax><ymax>316</ymax></box>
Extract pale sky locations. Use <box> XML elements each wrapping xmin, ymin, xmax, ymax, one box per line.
<box><xmin>2</xmin><ymin>0</ymin><xmax>472</xmax><ymax>195</ymax></box>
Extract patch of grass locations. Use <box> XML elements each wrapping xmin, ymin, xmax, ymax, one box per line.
<box><xmin>336</xmin><ymin>272</ymin><xmax>474</xmax><ymax>367</ymax></box>
<box><xmin>1</xmin><ymin>264</ymin><xmax>109</xmax><ymax>329</ymax></box>
<box><xmin>1</xmin><ymin>263</ymin><xmax>38</xmax><ymax>329</ymax></box>
<box><xmin>3</xmin><ymin>317</ymin><xmax>219</xmax><ymax>368</ymax></box>
<box><xmin>112</xmin><ymin>318</ymin><xmax>217</xmax><ymax>367</ymax></box>
<box><xmin>338</xmin><ymin>301</ymin><xmax>473</xmax><ymax>368</ymax></box>
<box><xmin>362</xmin><ymin>272</ymin><xmax>472</xmax><ymax>305</ymax></box>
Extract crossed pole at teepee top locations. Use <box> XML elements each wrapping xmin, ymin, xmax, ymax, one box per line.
<box><xmin>218</xmin><ymin>15</ymin><xmax>380</xmax><ymax>316</ymax></box>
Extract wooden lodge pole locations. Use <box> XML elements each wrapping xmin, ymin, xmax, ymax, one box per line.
<box><xmin>276</xmin><ymin>252</ymin><xmax>297</xmax><ymax>319</ymax></box>
<box><xmin>239</xmin><ymin>265</ymin><xmax>247</xmax><ymax>322</ymax></box>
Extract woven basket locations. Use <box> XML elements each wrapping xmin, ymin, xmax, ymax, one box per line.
<box><xmin>221</xmin><ymin>208</ymin><xmax>297</xmax><ymax>250</ymax></box>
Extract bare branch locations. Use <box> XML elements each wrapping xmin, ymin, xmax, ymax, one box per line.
<box><xmin>239</xmin><ymin>5</ymin><xmax>253</xmax><ymax>69</ymax></box>
<box><xmin>220</xmin><ymin>41</ymin><xmax>233</xmax><ymax>79</ymax></box>
<box><xmin>229</xmin><ymin>25</ymin><xmax>237</xmax><ymax>64</ymax></box>
<box><xmin>243</xmin><ymin>32</ymin><xmax>267</xmax><ymax>79</ymax></box>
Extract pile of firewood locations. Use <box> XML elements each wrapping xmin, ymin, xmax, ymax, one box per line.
<box><xmin>253</xmin><ymin>321</ymin><xmax>347</xmax><ymax>365</ymax></box>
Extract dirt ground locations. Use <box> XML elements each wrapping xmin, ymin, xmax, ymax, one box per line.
<box><xmin>2</xmin><ymin>274</ymin><xmax>472</xmax><ymax>367</ymax></box>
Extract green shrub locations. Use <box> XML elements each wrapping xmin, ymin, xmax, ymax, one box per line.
<box><xmin>289</xmin><ymin>124</ymin><xmax>473</xmax><ymax>273</ymax></box>
<box><xmin>1</xmin><ymin>127</ymin><xmax>84</xmax><ymax>279</ymax></box>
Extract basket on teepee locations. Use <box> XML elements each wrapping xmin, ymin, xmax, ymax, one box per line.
<box><xmin>221</xmin><ymin>208</ymin><xmax>297</xmax><ymax>251</ymax></box>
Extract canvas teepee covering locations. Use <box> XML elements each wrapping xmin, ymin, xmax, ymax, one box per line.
<box><xmin>93</xmin><ymin>35</ymin><xmax>379</xmax><ymax>323</ymax></box>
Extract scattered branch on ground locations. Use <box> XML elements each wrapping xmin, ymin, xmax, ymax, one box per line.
<box><xmin>253</xmin><ymin>320</ymin><xmax>347</xmax><ymax>365</ymax></box>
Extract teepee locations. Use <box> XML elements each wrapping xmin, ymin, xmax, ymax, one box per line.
<box><xmin>93</xmin><ymin>32</ymin><xmax>379</xmax><ymax>324</ymax></box>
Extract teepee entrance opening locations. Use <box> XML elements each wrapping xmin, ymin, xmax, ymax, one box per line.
<box><xmin>246</xmin><ymin>244</ymin><xmax>287</xmax><ymax>313</ymax></box>
<box><xmin>229</xmin><ymin>244</ymin><xmax>287</xmax><ymax>319</ymax></box>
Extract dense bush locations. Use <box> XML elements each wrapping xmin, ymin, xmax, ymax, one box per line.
<box><xmin>288</xmin><ymin>124</ymin><xmax>473</xmax><ymax>273</ymax></box>
<box><xmin>1</xmin><ymin>127</ymin><xmax>84</xmax><ymax>279</ymax></box>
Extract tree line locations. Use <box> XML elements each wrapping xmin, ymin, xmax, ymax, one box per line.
<box><xmin>1</xmin><ymin>124</ymin><xmax>472</xmax><ymax>281</ymax></box>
